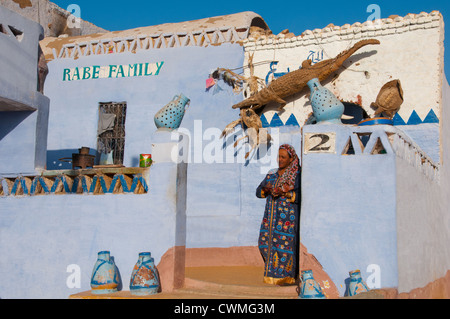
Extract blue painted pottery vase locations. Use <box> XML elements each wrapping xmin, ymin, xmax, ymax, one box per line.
<box><xmin>347</xmin><ymin>270</ymin><xmax>370</xmax><ymax>296</ymax></box>
<box><xmin>90</xmin><ymin>251</ymin><xmax>119</xmax><ymax>294</ymax></box>
<box><xmin>154</xmin><ymin>93</ymin><xmax>190</xmax><ymax>130</ymax></box>
<box><xmin>299</xmin><ymin>269</ymin><xmax>327</xmax><ymax>299</ymax></box>
<box><xmin>307</xmin><ymin>78</ymin><xmax>344</xmax><ymax>124</ymax></box>
<box><xmin>129</xmin><ymin>252</ymin><xmax>160</xmax><ymax>295</ymax></box>
<box><xmin>358</xmin><ymin>117</ymin><xmax>394</xmax><ymax>126</ymax></box>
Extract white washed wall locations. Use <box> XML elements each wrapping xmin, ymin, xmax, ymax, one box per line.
<box><xmin>243</xmin><ymin>12</ymin><xmax>444</xmax><ymax>128</ymax></box>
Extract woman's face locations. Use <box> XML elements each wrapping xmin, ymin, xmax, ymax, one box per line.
<box><xmin>278</xmin><ymin>149</ymin><xmax>292</xmax><ymax>170</ymax></box>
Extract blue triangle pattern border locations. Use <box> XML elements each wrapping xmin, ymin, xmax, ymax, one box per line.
<box><xmin>261</xmin><ymin>113</ymin><xmax>270</xmax><ymax>128</ymax></box>
<box><xmin>407</xmin><ymin>110</ymin><xmax>422</xmax><ymax>125</ymax></box>
<box><xmin>269</xmin><ymin>113</ymin><xmax>284</xmax><ymax>127</ymax></box>
<box><xmin>393</xmin><ymin>113</ymin><xmax>406</xmax><ymax>125</ymax></box>
<box><xmin>285</xmin><ymin>113</ymin><xmax>300</xmax><ymax>126</ymax></box>
<box><xmin>260</xmin><ymin>109</ymin><xmax>439</xmax><ymax>128</ymax></box>
<box><xmin>423</xmin><ymin>109</ymin><xmax>439</xmax><ymax>124</ymax></box>
<box><xmin>394</xmin><ymin>109</ymin><xmax>439</xmax><ymax>126</ymax></box>
<box><xmin>260</xmin><ymin>113</ymin><xmax>301</xmax><ymax>128</ymax></box>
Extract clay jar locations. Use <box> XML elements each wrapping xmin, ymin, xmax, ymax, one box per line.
<box><xmin>129</xmin><ymin>252</ymin><xmax>160</xmax><ymax>295</ymax></box>
<box><xmin>347</xmin><ymin>269</ymin><xmax>370</xmax><ymax>296</ymax></box>
<box><xmin>90</xmin><ymin>251</ymin><xmax>119</xmax><ymax>294</ymax></box>
<box><xmin>299</xmin><ymin>269</ymin><xmax>327</xmax><ymax>299</ymax></box>
<box><xmin>154</xmin><ymin>93</ymin><xmax>190</xmax><ymax>130</ymax></box>
<box><xmin>307</xmin><ymin>78</ymin><xmax>344</xmax><ymax>124</ymax></box>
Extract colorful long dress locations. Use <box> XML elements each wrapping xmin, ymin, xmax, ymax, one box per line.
<box><xmin>256</xmin><ymin>169</ymin><xmax>301</xmax><ymax>285</ymax></box>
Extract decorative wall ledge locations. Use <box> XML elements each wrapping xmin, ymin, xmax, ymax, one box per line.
<box><xmin>243</xmin><ymin>11</ymin><xmax>442</xmax><ymax>51</ymax></box>
<box><xmin>303</xmin><ymin>124</ymin><xmax>440</xmax><ymax>183</ymax></box>
<box><xmin>388</xmin><ymin>128</ymin><xmax>440</xmax><ymax>182</ymax></box>
<box><xmin>0</xmin><ymin>167</ymin><xmax>149</xmax><ymax>197</ymax></box>
<box><xmin>47</xmin><ymin>26</ymin><xmax>250</xmax><ymax>60</ymax></box>
<box><xmin>41</xmin><ymin>11</ymin><xmax>269</xmax><ymax>61</ymax></box>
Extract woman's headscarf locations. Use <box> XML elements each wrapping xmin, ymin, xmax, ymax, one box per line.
<box><xmin>275</xmin><ymin>144</ymin><xmax>300</xmax><ymax>193</ymax></box>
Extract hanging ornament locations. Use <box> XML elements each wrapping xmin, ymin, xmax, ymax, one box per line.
<box><xmin>206</xmin><ymin>77</ymin><xmax>216</xmax><ymax>90</ymax></box>
<box><xmin>212</xmin><ymin>83</ymin><xmax>223</xmax><ymax>95</ymax></box>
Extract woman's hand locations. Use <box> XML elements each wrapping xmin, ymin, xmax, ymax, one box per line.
<box><xmin>262</xmin><ymin>187</ymin><xmax>272</xmax><ymax>195</ymax></box>
<box><xmin>271</xmin><ymin>188</ymin><xmax>283</xmax><ymax>198</ymax></box>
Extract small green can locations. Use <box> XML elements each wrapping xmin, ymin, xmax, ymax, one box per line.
<box><xmin>140</xmin><ymin>154</ymin><xmax>152</xmax><ymax>167</ymax></box>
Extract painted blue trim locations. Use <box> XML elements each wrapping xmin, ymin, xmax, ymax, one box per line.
<box><xmin>49</xmin><ymin>178</ymin><xmax>58</xmax><ymax>193</ymax></box>
<box><xmin>11</xmin><ymin>178</ymin><xmax>29</xmax><ymax>195</ymax></box>
<box><xmin>109</xmin><ymin>174</ymin><xmax>132</xmax><ymax>193</ymax></box>
<box><xmin>393</xmin><ymin>113</ymin><xmax>406</xmax><ymax>126</ymax></box>
<box><xmin>71</xmin><ymin>176</ymin><xmax>89</xmax><ymax>193</ymax></box>
<box><xmin>6</xmin><ymin>173</ymin><xmax>149</xmax><ymax>196</ymax></box>
<box><xmin>89</xmin><ymin>176</ymin><xmax>108</xmax><ymax>194</ymax></box>
<box><xmin>11</xmin><ymin>179</ymin><xmax>19</xmax><ymax>195</ymax></box>
<box><xmin>89</xmin><ymin>176</ymin><xmax>98</xmax><ymax>193</ymax></box>
<box><xmin>423</xmin><ymin>109</ymin><xmax>439</xmax><ymax>124</ymax></box>
<box><xmin>299</xmin><ymin>294</ymin><xmax>327</xmax><ymax>299</ymax></box>
<box><xmin>130</xmin><ymin>285</ymin><xmax>159</xmax><ymax>290</ymax></box>
<box><xmin>407</xmin><ymin>110</ymin><xmax>423</xmax><ymax>125</ymax></box>
<box><xmin>80</xmin><ymin>176</ymin><xmax>89</xmax><ymax>193</ymax></box>
<box><xmin>358</xmin><ymin>118</ymin><xmax>393</xmax><ymax>126</ymax></box>
<box><xmin>30</xmin><ymin>179</ymin><xmax>37</xmax><ymax>194</ymax></box>
<box><xmin>50</xmin><ymin>176</ymin><xmax>70</xmax><ymax>193</ymax></box>
<box><xmin>285</xmin><ymin>113</ymin><xmax>300</xmax><ymax>126</ymax></box>
<box><xmin>260</xmin><ymin>114</ymin><xmax>270</xmax><ymax>128</ymax></box>
<box><xmin>118</xmin><ymin>175</ymin><xmax>128</xmax><ymax>192</ymax></box>
<box><xmin>130</xmin><ymin>175</ymin><xmax>148</xmax><ymax>193</ymax></box>
<box><xmin>269</xmin><ymin>113</ymin><xmax>284</xmax><ymax>127</ymax></box>
<box><xmin>21</xmin><ymin>179</ymin><xmax>28</xmax><ymax>195</ymax></box>
<box><xmin>30</xmin><ymin>177</ymin><xmax>50</xmax><ymax>195</ymax></box>
<box><xmin>99</xmin><ymin>176</ymin><xmax>110</xmax><ymax>193</ymax></box>
<box><xmin>108</xmin><ymin>175</ymin><xmax>120</xmax><ymax>193</ymax></box>
<box><xmin>139</xmin><ymin>252</ymin><xmax>151</xmax><ymax>256</ymax></box>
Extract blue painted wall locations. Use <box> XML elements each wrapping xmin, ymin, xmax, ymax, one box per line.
<box><xmin>0</xmin><ymin>111</ymin><xmax>37</xmax><ymax>174</ymax></box>
<box><xmin>43</xmin><ymin>42</ymin><xmax>281</xmax><ymax>251</ymax></box>
<box><xmin>0</xmin><ymin>5</ymin><xmax>50</xmax><ymax>176</ymax></box>
<box><xmin>45</xmin><ymin>44</ymin><xmax>244</xmax><ymax>170</ymax></box>
<box><xmin>0</xmin><ymin>159</ymin><xmax>186</xmax><ymax>298</ymax></box>
<box><xmin>301</xmin><ymin>124</ymin><xmax>398</xmax><ymax>296</ymax></box>
<box><xmin>0</xmin><ymin>42</ymin><xmax>245</xmax><ymax>298</ymax></box>
<box><xmin>1</xmin><ymin>26</ymin><xmax>445</xmax><ymax>298</ymax></box>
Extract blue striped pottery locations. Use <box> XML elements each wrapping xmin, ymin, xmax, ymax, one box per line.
<box><xmin>154</xmin><ymin>93</ymin><xmax>190</xmax><ymax>130</ymax></box>
<box><xmin>307</xmin><ymin>78</ymin><xmax>344</xmax><ymax>124</ymax></box>
<box><xmin>347</xmin><ymin>270</ymin><xmax>370</xmax><ymax>296</ymax></box>
<box><xmin>129</xmin><ymin>252</ymin><xmax>160</xmax><ymax>295</ymax></box>
<box><xmin>90</xmin><ymin>251</ymin><xmax>119</xmax><ymax>294</ymax></box>
<box><xmin>299</xmin><ymin>269</ymin><xmax>327</xmax><ymax>299</ymax></box>
<box><xmin>358</xmin><ymin>117</ymin><xmax>394</xmax><ymax>126</ymax></box>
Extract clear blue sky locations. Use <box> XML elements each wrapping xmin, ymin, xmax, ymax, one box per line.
<box><xmin>52</xmin><ymin>0</ymin><xmax>450</xmax><ymax>78</ymax></box>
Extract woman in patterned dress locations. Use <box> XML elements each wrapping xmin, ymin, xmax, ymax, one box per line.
<box><xmin>256</xmin><ymin>144</ymin><xmax>301</xmax><ymax>285</ymax></box>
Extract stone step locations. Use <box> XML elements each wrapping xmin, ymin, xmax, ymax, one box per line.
<box><xmin>69</xmin><ymin>265</ymin><xmax>391</xmax><ymax>299</ymax></box>
<box><xmin>181</xmin><ymin>266</ymin><xmax>299</xmax><ymax>299</ymax></box>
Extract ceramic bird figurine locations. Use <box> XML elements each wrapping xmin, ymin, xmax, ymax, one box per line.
<box><xmin>371</xmin><ymin>79</ymin><xmax>404</xmax><ymax>118</ymax></box>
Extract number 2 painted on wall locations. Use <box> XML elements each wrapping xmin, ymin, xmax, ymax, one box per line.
<box><xmin>304</xmin><ymin>132</ymin><xmax>336</xmax><ymax>154</ymax></box>
<box><xmin>309</xmin><ymin>134</ymin><xmax>331</xmax><ymax>151</ymax></box>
